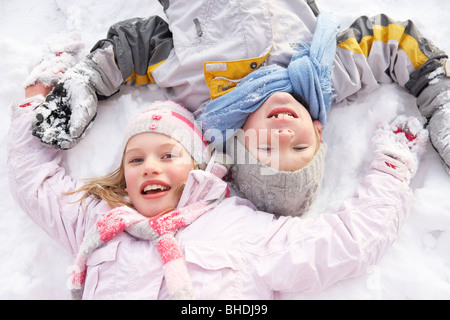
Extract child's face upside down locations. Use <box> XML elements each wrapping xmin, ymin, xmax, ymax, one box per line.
<box><xmin>242</xmin><ymin>92</ymin><xmax>323</xmax><ymax>171</ymax></box>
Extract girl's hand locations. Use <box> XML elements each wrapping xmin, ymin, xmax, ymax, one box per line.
<box><xmin>372</xmin><ymin>115</ymin><xmax>429</xmax><ymax>177</ymax></box>
<box><xmin>25</xmin><ymin>83</ymin><xmax>53</xmax><ymax>98</ymax></box>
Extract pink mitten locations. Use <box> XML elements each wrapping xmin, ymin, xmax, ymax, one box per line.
<box><xmin>372</xmin><ymin>116</ymin><xmax>429</xmax><ymax>177</ymax></box>
<box><xmin>24</xmin><ymin>33</ymin><xmax>84</xmax><ymax>89</ymax></box>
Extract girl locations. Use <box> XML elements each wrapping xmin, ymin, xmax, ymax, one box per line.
<box><xmin>9</xmin><ymin>79</ymin><xmax>428</xmax><ymax>299</ymax></box>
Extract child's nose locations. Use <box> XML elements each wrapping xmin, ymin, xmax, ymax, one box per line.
<box><xmin>143</xmin><ymin>158</ymin><xmax>162</xmax><ymax>175</ymax></box>
<box><xmin>273</xmin><ymin>129</ymin><xmax>294</xmax><ymax>143</ymax></box>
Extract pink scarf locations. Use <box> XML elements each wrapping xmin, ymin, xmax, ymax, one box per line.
<box><xmin>71</xmin><ymin>200</ymin><xmax>216</xmax><ymax>299</ymax></box>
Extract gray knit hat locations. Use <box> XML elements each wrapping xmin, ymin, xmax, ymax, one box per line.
<box><xmin>231</xmin><ymin>137</ymin><xmax>327</xmax><ymax>217</ymax></box>
<box><xmin>124</xmin><ymin>100</ymin><xmax>211</xmax><ymax>168</ymax></box>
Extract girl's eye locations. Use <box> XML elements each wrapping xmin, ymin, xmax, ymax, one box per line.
<box><xmin>162</xmin><ymin>147</ymin><xmax>183</xmax><ymax>159</ymax></box>
<box><xmin>258</xmin><ymin>146</ymin><xmax>272</xmax><ymax>152</ymax></box>
<box><xmin>162</xmin><ymin>153</ymin><xmax>176</xmax><ymax>159</ymax></box>
<box><xmin>129</xmin><ymin>157</ymin><xmax>143</xmax><ymax>163</ymax></box>
<box><xmin>293</xmin><ymin>146</ymin><xmax>307</xmax><ymax>151</ymax></box>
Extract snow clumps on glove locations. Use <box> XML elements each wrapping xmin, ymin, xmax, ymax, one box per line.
<box><xmin>32</xmin><ymin>62</ymin><xmax>98</xmax><ymax>149</ymax></box>
<box><xmin>372</xmin><ymin>115</ymin><xmax>429</xmax><ymax>177</ymax></box>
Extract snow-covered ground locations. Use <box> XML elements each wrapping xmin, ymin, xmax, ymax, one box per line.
<box><xmin>1</xmin><ymin>0</ymin><xmax>449</xmax><ymax>299</ymax></box>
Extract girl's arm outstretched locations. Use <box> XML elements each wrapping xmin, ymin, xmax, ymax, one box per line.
<box><xmin>7</xmin><ymin>93</ymin><xmax>110</xmax><ymax>256</ymax></box>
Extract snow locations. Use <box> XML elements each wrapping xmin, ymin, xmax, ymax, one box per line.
<box><xmin>1</xmin><ymin>0</ymin><xmax>449</xmax><ymax>300</ymax></box>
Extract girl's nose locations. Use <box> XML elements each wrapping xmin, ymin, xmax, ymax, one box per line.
<box><xmin>143</xmin><ymin>158</ymin><xmax>162</xmax><ymax>176</ymax></box>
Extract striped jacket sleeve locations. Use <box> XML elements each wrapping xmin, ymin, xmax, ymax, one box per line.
<box><xmin>333</xmin><ymin>14</ymin><xmax>450</xmax><ymax>171</ymax></box>
<box><xmin>333</xmin><ymin>13</ymin><xmax>448</xmax><ymax>102</ymax></box>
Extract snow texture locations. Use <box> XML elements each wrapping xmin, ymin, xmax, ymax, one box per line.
<box><xmin>1</xmin><ymin>0</ymin><xmax>450</xmax><ymax>299</ymax></box>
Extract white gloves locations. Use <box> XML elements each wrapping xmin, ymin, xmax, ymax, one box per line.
<box><xmin>372</xmin><ymin>115</ymin><xmax>429</xmax><ymax>177</ymax></box>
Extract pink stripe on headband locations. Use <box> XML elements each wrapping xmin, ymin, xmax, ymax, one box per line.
<box><xmin>171</xmin><ymin>111</ymin><xmax>208</xmax><ymax>148</ymax></box>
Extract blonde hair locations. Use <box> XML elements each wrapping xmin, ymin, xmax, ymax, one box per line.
<box><xmin>68</xmin><ymin>161</ymin><xmax>132</xmax><ymax>209</ymax></box>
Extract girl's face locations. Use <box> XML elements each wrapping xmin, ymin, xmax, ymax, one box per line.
<box><xmin>124</xmin><ymin>132</ymin><xmax>194</xmax><ymax>218</ymax></box>
<box><xmin>242</xmin><ymin>92</ymin><xmax>322</xmax><ymax>171</ymax></box>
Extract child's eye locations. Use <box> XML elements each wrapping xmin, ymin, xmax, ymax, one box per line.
<box><xmin>162</xmin><ymin>153</ymin><xmax>176</xmax><ymax>159</ymax></box>
<box><xmin>129</xmin><ymin>157</ymin><xmax>143</xmax><ymax>163</ymax></box>
<box><xmin>293</xmin><ymin>146</ymin><xmax>307</xmax><ymax>151</ymax></box>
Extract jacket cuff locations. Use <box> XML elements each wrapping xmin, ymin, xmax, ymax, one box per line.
<box><xmin>370</xmin><ymin>153</ymin><xmax>412</xmax><ymax>183</ymax></box>
<box><xmin>11</xmin><ymin>95</ymin><xmax>45</xmax><ymax>113</ymax></box>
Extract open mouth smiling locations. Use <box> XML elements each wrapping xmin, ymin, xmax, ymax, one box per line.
<box><xmin>140</xmin><ymin>180</ymin><xmax>171</xmax><ymax>196</ymax></box>
<box><xmin>142</xmin><ymin>184</ymin><xmax>170</xmax><ymax>195</ymax></box>
<box><xmin>267</xmin><ymin>108</ymin><xmax>298</xmax><ymax>119</ymax></box>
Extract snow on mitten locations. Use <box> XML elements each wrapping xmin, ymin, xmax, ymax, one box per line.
<box><xmin>32</xmin><ymin>44</ymin><xmax>123</xmax><ymax>149</ymax></box>
<box><xmin>24</xmin><ymin>33</ymin><xmax>84</xmax><ymax>89</ymax></box>
<box><xmin>372</xmin><ymin>115</ymin><xmax>429</xmax><ymax>177</ymax></box>
<box><xmin>32</xmin><ymin>62</ymin><xmax>98</xmax><ymax>149</ymax></box>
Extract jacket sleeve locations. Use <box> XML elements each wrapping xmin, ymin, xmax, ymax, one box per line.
<box><xmin>91</xmin><ymin>15</ymin><xmax>174</xmax><ymax>87</ymax></box>
<box><xmin>333</xmin><ymin>13</ymin><xmax>448</xmax><ymax>103</ymax></box>
<box><xmin>7</xmin><ymin>96</ymin><xmax>110</xmax><ymax>256</ymax></box>
<box><xmin>252</xmin><ymin>153</ymin><xmax>413</xmax><ymax>293</ymax></box>
<box><xmin>333</xmin><ymin>13</ymin><xmax>450</xmax><ymax>171</ymax></box>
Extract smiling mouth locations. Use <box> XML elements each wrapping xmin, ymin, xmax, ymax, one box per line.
<box><xmin>267</xmin><ymin>108</ymin><xmax>298</xmax><ymax>119</ymax></box>
<box><xmin>268</xmin><ymin>112</ymin><xmax>296</xmax><ymax>119</ymax></box>
<box><xmin>141</xmin><ymin>184</ymin><xmax>171</xmax><ymax>195</ymax></box>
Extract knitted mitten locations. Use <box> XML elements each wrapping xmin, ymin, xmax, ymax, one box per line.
<box><xmin>24</xmin><ymin>33</ymin><xmax>84</xmax><ymax>89</ymax></box>
<box><xmin>372</xmin><ymin>115</ymin><xmax>429</xmax><ymax>178</ymax></box>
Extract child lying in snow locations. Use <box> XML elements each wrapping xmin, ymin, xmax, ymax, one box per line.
<box><xmin>197</xmin><ymin>13</ymin><xmax>336</xmax><ymax>215</ymax></box>
<box><xmin>10</xmin><ymin>76</ymin><xmax>428</xmax><ymax>299</ymax></box>
<box><xmin>28</xmin><ymin>2</ymin><xmax>450</xmax><ymax>175</ymax></box>
<box><xmin>26</xmin><ymin>2</ymin><xmax>449</xmax><ymax>217</ymax></box>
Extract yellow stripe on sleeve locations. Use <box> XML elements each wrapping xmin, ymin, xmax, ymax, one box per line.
<box><xmin>338</xmin><ymin>24</ymin><xmax>429</xmax><ymax>69</ymax></box>
<box><xmin>125</xmin><ymin>60</ymin><xmax>166</xmax><ymax>85</ymax></box>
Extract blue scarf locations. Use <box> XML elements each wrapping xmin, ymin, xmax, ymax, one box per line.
<box><xmin>198</xmin><ymin>13</ymin><xmax>338</xmax><ymax>146</ymax></box>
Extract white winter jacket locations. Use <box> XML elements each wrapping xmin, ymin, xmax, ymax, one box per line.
<box><xmin>91</xmin><ymin>0</ymin><xmax>447</xmax><ymax>111</ymax></box>
<box><xmin>44</xmin><ymin>0</ymin><xmax>449</xmax><ymax>167</ymax></box>
<box><xmin>8</xmin><ymin>96</ymin><xmax>414</xmax><ymax>299</ymax></box>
